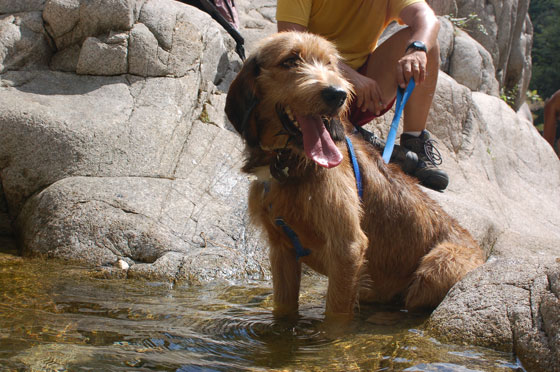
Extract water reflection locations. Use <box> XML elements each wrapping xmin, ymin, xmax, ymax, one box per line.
<box><xmin>0</xmin><ymin>251</ymin><xmax>524</xmax><ymax>371</ymax></box>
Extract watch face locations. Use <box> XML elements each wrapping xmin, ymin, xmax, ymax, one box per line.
<box><xmin>408</xmin><ymin>41</ymin><xmax>427</xmax><ymax>53</ymax></box>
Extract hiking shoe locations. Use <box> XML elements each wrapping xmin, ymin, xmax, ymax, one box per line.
<box><xmin>355</xmin><ymin>126</ymin><xmax>419</xmax><ymax>173</ymax></box>
<box><xmin>355</xmin><ymin>125</ymin><xmax>385</xmax><ymax>151</ymax></box>
<box><xmin>400</xmin><ymin>130</ymin><xmax>449</xmax><ymax>191</ymax></box>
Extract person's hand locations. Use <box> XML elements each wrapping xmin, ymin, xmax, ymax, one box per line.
<box><xmin>396</xmin><ymin>50</ymin><xmax>427</xmax><ymax>88</ymax></box>
<box><xmin>343</xmin><ymin>66</ymin><xmax>386</xmax><ymax>115</ymax></box>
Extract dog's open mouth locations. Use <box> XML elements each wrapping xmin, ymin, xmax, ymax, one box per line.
<box><xmin>277</xmin><ymin>106</ymin><xmax>343</xmax><ymax>168</ymax></box>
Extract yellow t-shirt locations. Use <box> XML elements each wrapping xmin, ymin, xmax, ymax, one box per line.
<box><xmin>276</xmin><ymin>0</ymin><xmax>424</xmax><ymax>69</ymax></box>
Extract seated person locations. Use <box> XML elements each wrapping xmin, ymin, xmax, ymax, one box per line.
<box><xmin>276</xmin><ymin>0</ymin><xmax>449</xmax><ymax>190</ymax></box>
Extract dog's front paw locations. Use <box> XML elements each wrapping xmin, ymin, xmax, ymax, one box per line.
<box><xmin>272</xmin><ymin>303</ymin><xmax>299</xmax><ymax>320</ymax></box>
<box><xmin>321</xmin><ymin>312</ymin><xmax>355</xmax><ymax>335</ymax></box>
<box><xmin>324</xmin><ymin>311</ymin><xmax>354</xmax><ymax>324</ymax></box>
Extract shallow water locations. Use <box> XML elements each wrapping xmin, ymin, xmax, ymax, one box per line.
<box><xmin>0</xmin><ymin>246</ymin><xmax>524</xmax><ymax>372</ymax></box>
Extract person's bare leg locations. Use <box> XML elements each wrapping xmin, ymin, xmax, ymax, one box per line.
<box><xmin>364</xmin><ymin>28</ymin><xmax>448</xmax><ymax>191</ymax></box>
<box><xmin>403</xmin><ymin>40</ymin><xmax>439</xmax><ymax>132</ymax></box>
<box><xmin>364</xmin><ymin>27</ymin><xmax>439</xmax><ymax>132</ymax></box>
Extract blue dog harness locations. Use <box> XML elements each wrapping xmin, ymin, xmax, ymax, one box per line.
<box><xmin>345</xmin><ymin>136</ymin><xmax>363</xmax><ymax>200</ymax></box>
<box><xmin>273</xmin><ymin>136</ymin><xmax>362</xmax><ymax>260</ymax></box>
<box><xmin>274</xmin><ymin>217</ymin><xmax>311</xmax><ymax>260</ymax></box>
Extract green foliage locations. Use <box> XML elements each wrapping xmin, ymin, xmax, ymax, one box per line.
<box><xmin>529</xmin><ymin>0</ymin><xmax>560</xmax><ymax>100</ymax></box>
<box><xmin>535</xmin><ymin>122</ymin><xmax>544</xmax><ymax>132</ymax></box>
<box><xmin>500</xmin><ymin>85</ymin><xmax>519</xmax><ymax>107</ymax></box>
<box><xmin>199</xmin><ymin>105</ymin><xmax>210</xmax><ymax>123</ymax></box>
<box><xmin>500</xmin><ymin>88</ymin><xmax>543</xmax><ymax>110</ymax></box>
<box><xmin>526</xmin><ymin>89</ymin><xmax>543</xmax><ymax>105</ymax></box>
<box><xmin>445</xmin><ymin>13</ymin><xmax>488</xmax><ymax>35</ymax></box>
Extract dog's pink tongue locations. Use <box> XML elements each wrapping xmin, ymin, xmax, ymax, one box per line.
<box><xmin>296</xmin><ymin>114</ymin><xmax>343</xmax><ymax>168</ymax></box>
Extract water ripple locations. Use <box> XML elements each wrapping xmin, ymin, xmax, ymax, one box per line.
<box><xmin>0</xmin><ymin>258</ymin><xmax>525</xmax><ymax>372</ymax></box>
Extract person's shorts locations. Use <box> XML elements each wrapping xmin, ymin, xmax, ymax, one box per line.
<box><xmin>348</xmin><ymin>62</ymin><xmax>396</xmax><ymax>127</ymax></box>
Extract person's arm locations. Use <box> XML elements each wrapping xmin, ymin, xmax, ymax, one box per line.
<box><xmin>399</xmin><ymin>2</ymin><xmax>440</xmax><ymax>53</ymax></box>
<box><xmin>544</xmin><ymin>91</ymin><xmax>560</xmax><ymax>149</ymax></box>
<box><xmin>397</xmin><ymin>2</ymin><xmax>440</xmax><ymax>88</ymax></box>
<box><xmin>277</xmin><ymin>21</ymin><xmax>307</xmax><ymax>32</ymax></box>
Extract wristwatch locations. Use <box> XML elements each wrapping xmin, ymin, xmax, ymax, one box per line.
<box><xmin>405</xmin><ymin>41</ymin><xmax>427</xmax><ymax>54</ymax></box>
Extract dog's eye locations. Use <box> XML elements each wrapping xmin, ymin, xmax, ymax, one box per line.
<box><xmin>282</xmin><ymin>57</ymin><xmax>300</xmax><ymax>68</ymax></box>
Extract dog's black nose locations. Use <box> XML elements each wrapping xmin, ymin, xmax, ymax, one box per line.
<box><xmin>321</xmin><ymin>86</ymin><xmax>347</xmax><ymax>108</ymax></box>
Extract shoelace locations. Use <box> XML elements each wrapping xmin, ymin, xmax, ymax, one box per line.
<box><xmin>424</xmin><ymin>139</ymin><xmax>443</xmax><ymax>166</ymax></box>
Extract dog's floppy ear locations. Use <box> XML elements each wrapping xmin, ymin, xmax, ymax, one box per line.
<box><xmin>225</xmin><ymin>56</ymin><xmax>260</xmax><ymax>147</ymax></box>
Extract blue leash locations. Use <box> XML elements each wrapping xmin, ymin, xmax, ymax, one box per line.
<box><xmin>382</xmin><ymin>78</ymin><xmax>416</xmax><ymax>164</ymax></box>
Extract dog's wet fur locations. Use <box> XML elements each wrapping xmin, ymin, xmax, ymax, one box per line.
<box><xmin>225</xmin><ymin>32</ymin><xmax>484</xmax><ymax>319</ymax></box>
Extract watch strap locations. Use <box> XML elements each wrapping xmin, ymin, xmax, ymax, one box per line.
<box><xmin>405</xmin><ymin>41</ymin><xmax>427</xmax><ymax>53</ymax></box>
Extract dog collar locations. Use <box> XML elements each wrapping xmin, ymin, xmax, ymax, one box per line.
<box><xmin>270</xmin><ymin>149</ymin><xmax>292</xmax><ymax>182</ymax></box>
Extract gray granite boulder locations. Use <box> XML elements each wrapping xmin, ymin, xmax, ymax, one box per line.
<box><xmin>42</xmin><ymin>0</ymin><xmax>141</xmax><ymax>52</ymax></box>
<box><xmin>446</xmin><ymin>24</ymin><xmax>500</xmax><ymax>96</ymax></box>
<box><xmin>44</xmin><ymin>0</ymin><xmax>232</xmax><ymax>79</ymax></box>
<box><xmin>428</xmin><ymin>0</ymin><xmax>533</xmax><ymax>110</ymax></box>
<box><xmin>0</xmin><ymin>0</ymin><xmax>45</xmax><ymax>14</ymax></box>
<box><xmin>0</xmin><ymin>0</ymin><xmax>267</xmax><ymax>282</ymax></box>
<box><xmin>368</xmin><ymin>72</ymin><xmax>560</xmax><ymax>261</ymax></box>
<box><xmin>16</xmin><ymin>173</ymin><xmax>266</xmax><ymax>282</ymax></box>
<box><xmin>417</xmin><ymin>75</ymin><xmax>560</xmax><ymax>371</ymax></box>
<box><xmin>0</xmin><ymin>11</ymin><xmax>52</xmax><ymax>72</ymax></box>
<box><xmin>76</xmin><ymin>33</ymin><xmax>129</xmax><ymax>76</ymax></box>
<box><xmin>427</xmin><ymin>258</ymin><xmax>560</xmax><ymax>372</ymax></box>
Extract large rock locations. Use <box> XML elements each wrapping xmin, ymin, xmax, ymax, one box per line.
<box><xmin>234</xmin><ymin>0</ymin><xmax>277</xmax><ymax>51</ymax></box>
<box><xmin>0</xmin><ymin>11</ymin><xmax>52</xmax><ymax>72</ymax></box>
<box><xmin>16</xmin><ymin>173</ymin><xmax>267</xmax><ymax>282</ymax></box>
<box><xmin>417</xmin><ymin>75</ymin><xmax>560</xmax><ymax>370</ymax></box>
<box><xmin>0</xmin><ymin>0</ymin><xmax>268</xmax><ymax>281</ymax></box>
<box><xmin>428</xmin><ymin>0</ymin><xmax>533</xmax><ymax>110</ymax></box>
<box><xmin>42</xmin><ymin>0</ymin><xmax>141</xmax><ymax>51</ymax></box>
<box><xmin>427</xmin><ymin>258</ymin><xmax>560</xmax><ymax>372</ymax></box>
<box><xmin>76</xmin><ymin>33</ymin><xmax>129</xmax><ymax>75</ymax></box>
<box><xmin>1</xmin><ymin>71</ymin><xmax>193</xmax><ymax>213</ymax></box>
<box><xmin>446</xmin><ymin>24</ymin><xmax>499</xmax><ymax>96</ymax></box>
<box><xmin>0</xmin><ymin>0</ymin><xmax>45</xmax><ymax>14</ymax></box>
<box><xmin>43</xmin><ymin>0</ymin><xmax>233</xmax><ymax>79</ymax></box>
<box><xmin>360</xmin><ymin>9</ymin><xmax>559</xmax><ymax>367</ymax></box>
<box><xmin>368</xmin><ymin>72</ymin><xmax>560</xmax><ymax>260</ymax></box>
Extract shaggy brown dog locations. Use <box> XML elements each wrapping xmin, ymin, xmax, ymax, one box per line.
<box><xmin>225</xmin><ymin>32</ymin><xmax>484</xmax><ymax>319</ymax></box>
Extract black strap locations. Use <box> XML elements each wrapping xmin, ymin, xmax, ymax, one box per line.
<box><xmin>175</xmin><ymin>0</ymin><xmax>246</xmax><ymax>60</ymax></box>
